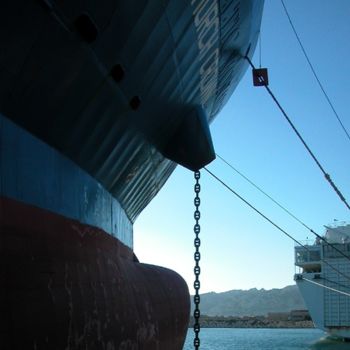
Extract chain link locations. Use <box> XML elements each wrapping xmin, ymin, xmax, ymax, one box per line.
<box><xmin>193</xmin><ymin>170</ymin><xmax>201</xmax><ymax>349</ymax></box>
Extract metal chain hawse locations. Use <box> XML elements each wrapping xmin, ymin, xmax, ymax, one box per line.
<box><xmin>193</xmin><ymin>170</ymin><xmax>201</xmax><ymax>349</ymax></box>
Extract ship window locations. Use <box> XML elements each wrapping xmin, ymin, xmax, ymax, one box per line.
<box><xmin>309</xmin><ymin>250</ymin><xmax>321</xmax><ymax>261</ymax></box>
<box><xmin>303</xmin><ymin>264</ymin><xmax>321</xmax><ymax>273</ymax></box>
<box><xmin>296</xmin><ymin>249</ymin><xmax>320</xmax><ymax>263</ymax></box>
<box><xmin>111</xmin><ymin>64</ymin><xmax>125</xmax><ymax>83</ymax></box>
<box><xmin>296</xmin><ymin>251</ymin><xmax>308</xmax><ymax>263</ymax></box>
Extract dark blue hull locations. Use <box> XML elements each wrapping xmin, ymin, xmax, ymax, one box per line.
<box><xmin>0</xmin><ymin>0</ymin><xmax>263</xmax><ymax>223</ymax></box>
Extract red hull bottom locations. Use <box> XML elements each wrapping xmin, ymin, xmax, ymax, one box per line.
<box><xmin>0</xmin><ymin>197</ymin><xmax>190</xmax><ymax>349</ymax></box>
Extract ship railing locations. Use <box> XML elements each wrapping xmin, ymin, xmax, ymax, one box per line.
<box><xmin>326</xmin><ymin>220</ymin><xmax>350</xmax><ymax>229</ymax></box>
<box><xmin>323</xmin><ymin>242</ymin><xmax>350</xmax><ymax>259</ymax></box>
<box><xmin>294</xmin><ymin>239</ymin><xmax>315</xmax><ymax>247</ymax></box>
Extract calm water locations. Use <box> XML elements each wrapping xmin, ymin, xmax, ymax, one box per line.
<box><xmin>183</xmin><ymin>328</ymin><xmax>350</xmax><ymax>350</ymax></box>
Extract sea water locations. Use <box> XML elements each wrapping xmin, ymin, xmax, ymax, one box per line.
<box><xmin>183</xmin><ymin>328</ymin><xmax>350</xmax><ymax>350</ymax></box>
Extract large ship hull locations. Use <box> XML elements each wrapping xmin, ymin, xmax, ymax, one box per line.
<box><xmin>296</xmin><ymin>274</ymin><xmax>350</xmax><ymax>339</ymax></box>
<box><xmin>1</xmin><ymin>0</ymin><xmax>264</xmax><ymax>348</ymax></box>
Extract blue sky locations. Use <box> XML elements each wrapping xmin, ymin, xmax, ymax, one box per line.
<box><xmin>134</xmin><ymin>0</ymin><xmax>350</xmax><ymax>294</ymax></box>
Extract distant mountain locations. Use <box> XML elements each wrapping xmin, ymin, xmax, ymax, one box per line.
<box><xmin>192</xmin><ymin>285</ymin><xmax>306</xmax><ymax>317</ymax></box>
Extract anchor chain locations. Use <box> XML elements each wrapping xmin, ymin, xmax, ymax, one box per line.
<box><xmin>193</xmin><ymin>170</ymin><xmax>201</xmax><ymax>349</ymax></box>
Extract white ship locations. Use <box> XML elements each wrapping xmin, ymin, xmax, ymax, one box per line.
<box><xmin>295</xmin><ymin>223</ymin><xmax>350</xmax><ymax>339</ymax></box>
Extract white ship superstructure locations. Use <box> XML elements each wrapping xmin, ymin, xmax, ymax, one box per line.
<box><xmin>295</xmin><ymin>224</ymin><xmax>350</xmax><ymax>339</ymax></box>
